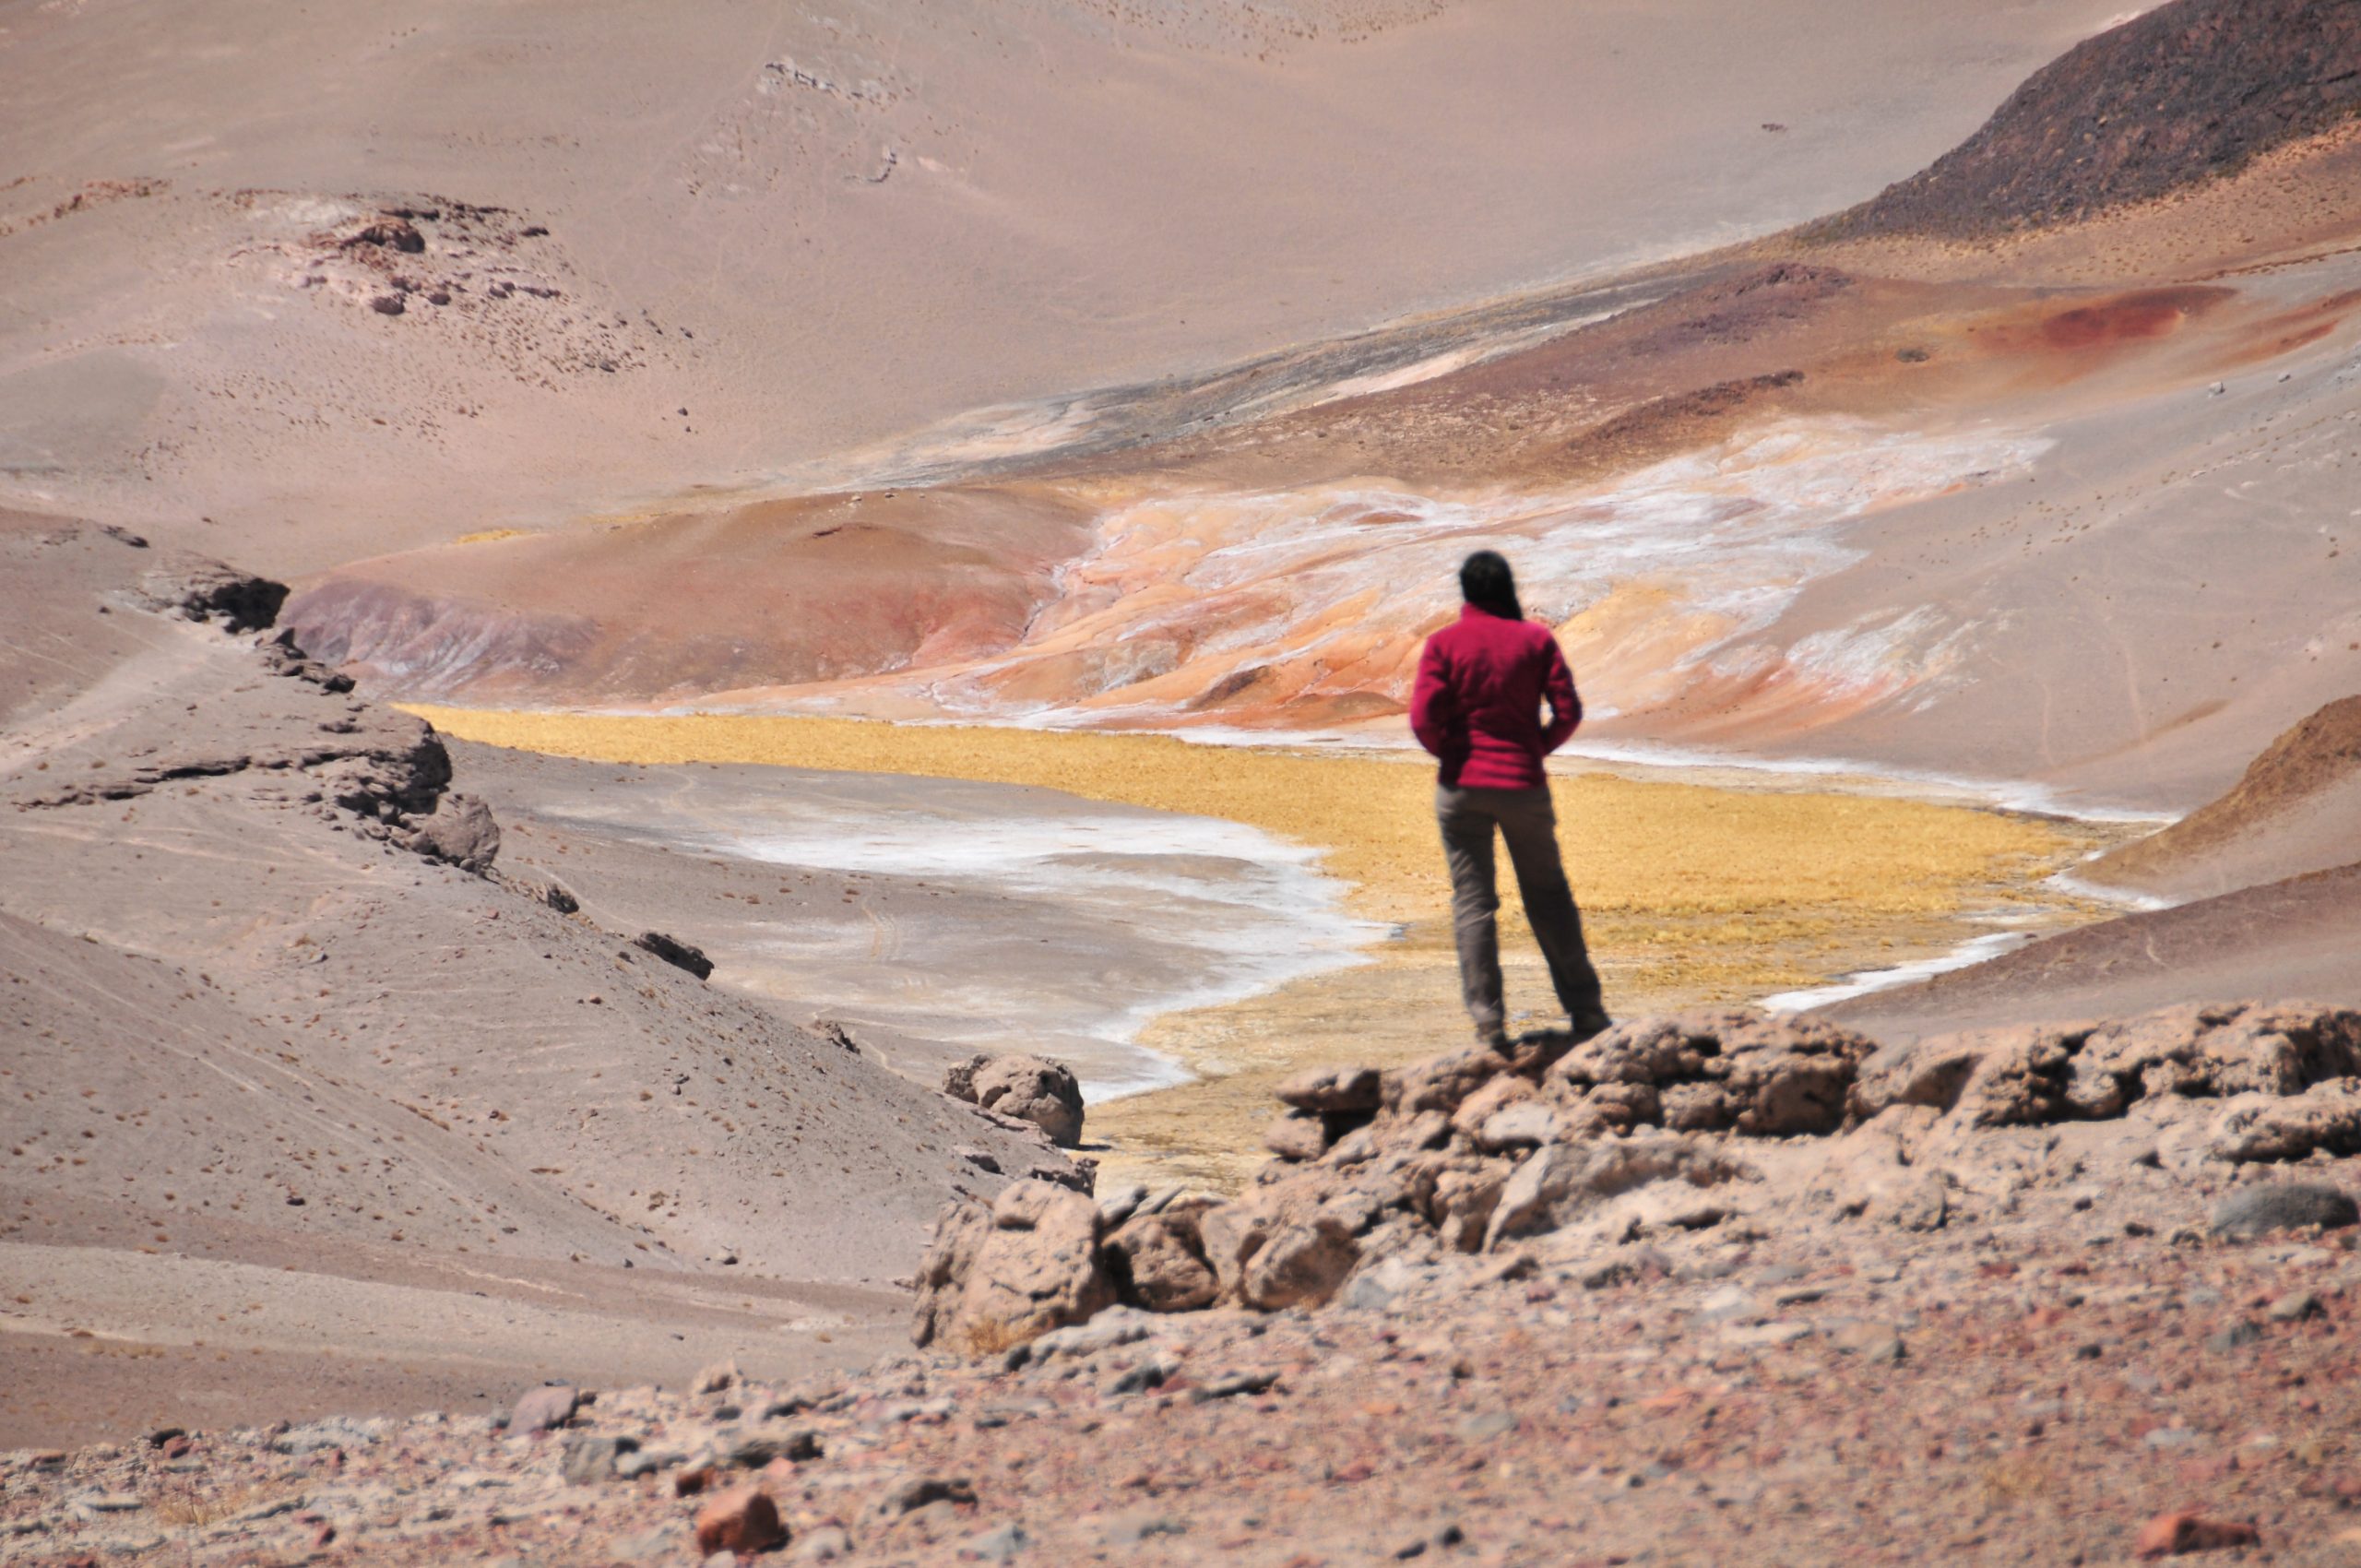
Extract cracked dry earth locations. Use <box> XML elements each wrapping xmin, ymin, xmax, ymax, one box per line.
<box><xmin>13</xmin><ymin>1012</ymin><xmax>2361</xmax><ymax>1566</ymax></box>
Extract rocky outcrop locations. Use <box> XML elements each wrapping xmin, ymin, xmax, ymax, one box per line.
<box><xmin>132</xmin><ymin>557</ymin><xmax>291</xmax><ymax>633</ymax></box>
<box><xmin>633</xmin><ymin>930</ymin><xmax>714</xmax><ymax>981</ymax></box>
<box><xmin>913</xmin><ymin>1001</ymin><xmax>2361</xmax><ymax>1352</ymax></box>
<box><xmin>910</xmin><ymin>1182</ymin><xmax>1115</xmax><ymax>1351</ymax></box>
<box><xmin>943</xmin><ymin>1053</ymin><xmax>1085</xmax><ymax>1148</ymax></box>
<box><xmin>1850</xmin><ymin>1002</ymin><xmax>2361</xmax><ymax>1140</ymax></box>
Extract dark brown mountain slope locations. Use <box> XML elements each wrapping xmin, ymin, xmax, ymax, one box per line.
<box><xmin>2087</xmin><ymin>695</ymin><xmax>2361</xmax><ymax>899</ymax></box>
<box><xmin>1818</xmin><ymin>0</ymin><xmax>2361</xmax><ymax>239</ymax></box>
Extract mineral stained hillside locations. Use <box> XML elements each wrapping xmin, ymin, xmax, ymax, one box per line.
<box><xmin>278</xmin><ymin>0</ymin><xmax>2361</xmax><ymax>811</ymax></box>
<box><xmin>5</xmin><ymin>0</ymin><xmax>2361</xmax><ymax>1564</ymax></box>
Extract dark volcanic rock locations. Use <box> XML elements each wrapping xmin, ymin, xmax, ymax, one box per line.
<box><xmin>633</xmin><ymin>930</ymin><xmax>712</xmax><ymax>980</ymax></box>
<box><xmin>407</xmin><ymin>791</ymin><xmax>501</xmax><ymax>873</ymax></box>
<box><xmin>135</xmin><ymin>559</ymin><xmax>289</xmax><ymax>632</ymax></box>
<box><xmin>2210</xmin><ymin>1181</ymin><xmax>2359</xmax><ymax>1241</ymax></box>
<box><xmin>1819</xmin><ymin>0</ymin><xmax>2361</xmax><ymax>239</ymax></box>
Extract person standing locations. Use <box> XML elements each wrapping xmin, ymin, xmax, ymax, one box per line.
<box><xmin>1409</xmin><ymin>551</ymin><xmax>1612</xmax><ymax>1050</ymax></box>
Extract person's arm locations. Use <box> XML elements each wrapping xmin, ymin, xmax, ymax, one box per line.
<box><xmin>1539</xmin><ymin>635</ymin><xmax>1582</xmax><ymax>754</ymax></box>
<box><xmin>1409</xmin><ymin>636</ymin><xmax>1457</xmax><ymax>758</ymax></box>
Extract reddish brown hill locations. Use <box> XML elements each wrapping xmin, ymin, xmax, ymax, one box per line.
<box><xmin>1816</xmin><ymin>0</ymin><xmax>2361</xmax><ymax>239</ymax></box>
<box><xmin>2090</xmin><ymin>695</ymin><xmax>2361</xmax><ymax>897</ymax></box>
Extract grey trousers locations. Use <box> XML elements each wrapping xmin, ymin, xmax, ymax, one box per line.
<box><xmin>1436</xmin><ymin>783</ymin><xmax>1607</xmax><ymax>1034</ymax></box>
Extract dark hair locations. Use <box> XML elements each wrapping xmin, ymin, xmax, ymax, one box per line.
<box><xmin>1459</xmin><ymin>550</ymin><xmax>1524</xmax><ymax>621</ymax></box>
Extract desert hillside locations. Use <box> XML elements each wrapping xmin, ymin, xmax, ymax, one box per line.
<box><xmin>267</xmin><ymin>0</ymin><xmax>2361</xmax><ymax>813</ymax></box>
<box><xmin>0</xmin><ymin>0</ymin><xmax>2138</xmax><ymax>570</ymax></box>
<box><xmin>6</xmin><ymin>1</ymin><xmax>2361</xmax><ymax>1562</ymax></box>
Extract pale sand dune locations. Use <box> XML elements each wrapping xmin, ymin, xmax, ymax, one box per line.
<box><xmin>0</xmin><ymin>0</ymin><xmax>2137</xmax><ymax>570</ymax></box>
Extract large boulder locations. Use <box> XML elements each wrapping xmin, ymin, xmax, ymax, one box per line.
<box><xmin>910</xmin><ymin>1181</ymin><xmax>1114</xmax><ymax>1350</ymax></box>
<box><xmin>1275</xmin><ymin>1064</ymin><xmax>1382</xmax><ymax>1114</ymax></box>
<box><xmin>1105</xmin><ymin>1206</ymin><xmax>1221</xmax><ymax>1313</ymax></box>
<box><xmin>945</xmin><ymin>1053</ymin><xmax>1086</xmax><ymax>1147</ymax></box>
<box><xmin>2203</xmin><ymin>1081</ymin><xmax>2361</xmax><ymax>1164</ymax></box>
<box><xmin>2209</xmin><ymin>1181</ymin><xmax>2359</xmax><ymax>1240</ymax></box>
<box><xmin>1548</xmin><ymin>1011</ymin><xmax>1877</xmax><ymax>1135</ymax></box>
<box><xmin>1483</xmin><ymin>1132</ymin><xmax>1750</xmax><ymax>1252</ymax></box>
<box><xmin>1239</xmin><ymin>1199</ymin><xmax>1362</xmax><ymax>1311</ymax></box>
<box><xmin>403</xmin><ymin>792</ymin><xmax>501</xmax><ymax>873</ymax></box>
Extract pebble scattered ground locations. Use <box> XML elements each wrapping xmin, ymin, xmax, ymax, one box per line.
<box><xmin>9</xmin><ymin>1176</ymin><xmax>2359</xmax><ymax>1567</ymax></box>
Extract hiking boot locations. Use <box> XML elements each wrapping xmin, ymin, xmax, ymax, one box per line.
<box><xmin>1568</xmin><ymin>1005</ymin><xmax>1613</xmax><ymax>1043</ymax></box>
<box><xmin>1475</xmin><ymin>1025</ymin><xmax>1514</xmax><ymax>1053</ymax></box>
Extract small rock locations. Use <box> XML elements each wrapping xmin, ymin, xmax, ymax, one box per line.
<box><xmin>960</xmin><ymin>1522</ymin><xmax>1027</xmax><ymax>1562</ymax></box>
<box><xmin>1477</xmin><ymin>1100</ymin><xmax>1560</xmax><ymax>1151</ymax></box>
<box><xmin>561</xmin><ymin>1435</ymin><xmax>627</xmax><ymax>1486</ymax></box>
<box><xmin>1459</xmin><ymin>1411</ymin><xmax>1518</xmax><ymax>1442</ymax></box>
<box><xmin>694</xmin><ymin>1487</ymin><xmax>787</xmax><ymax>1556</ymax></box>
<box><xmin>1345</xmin><ymin>1255</ymin><xmax>1418</xmax><ymax>1313</ymax></box>
<box><xmin>2204</xmin><ymin>1321</ymin><xmax>2263</xmax><ymax>1352</ymax></box>
<box><xmin>877</xmin><ymin>1476</ymin><xmax>977</xmax><ymax>1516</ymax></box>
<box><xmin>1101</xmin><ymin>1510</ymin><xmax>1186</xmax><ymax>1544</ymax></box>
<box><xmin>2133</xmin><ymin>1510</ymin><xmax>2259</xmax><ymax>1558</ymax></box>
<box><xmin>2209</xmin><ymin>1182</ymin><xmax>2357</xmax><ymax>1241</ymax></box>
<box><xmin>1275</xmin><ymin>1065</ymin><xmax>1382</xmax><ymax>1113</ymax></box>
<box><xmin>695</xmin><ymin>1360</ymin><xmax>739</xmax><ymax>1396</ymax></box>
<box><xmin>1697</xmin><ymin>1284</ymin><xmax>1757</xmax><ymax>1324</ymax></box>
<box><xmin>790</xmin><ymin>1525</ymin><xmax>853</xmax><ymax>1561</ymax></box>
<box><xmin>509</xmin><ymin>1384</ymin><xmax>579</xmax><ymax>1434</ymax></box>
<box><xmin>1828</xmin><ymin>1321</ymin><xmax>1904</xmax><ymax>1362</ymax></box>
<box><xmin>1097</xmin><ymin>1183</ymin><xmax>1150</xmax><ymax>1228</ymax></box>
<box><xmin>2267</xmin><ymin>1290</ymin><xmax>2323</xmax><ymax>1323</ymax></box>
<box><xmin>635</xmin><ymin>931</ymin><xmax>715</xmax><ymax>980</ymax></box>
<box><xmin>1191</xmin><ymin>1370</ymin><xmax>1281</xmax><ymax>1403</ymax></box>
<box><xmin>1264</xmin><ymin>1111</ymin><xmax>1331</xmax><ymax>1162</ymax></box>
<box><xmin>730</xmin><ymin>1430</ymin><xmax>822</xmax><ymax>1467</ymax></box>
<box><xmin>617</xmin><ymin>1448</ymin><xmax>686</xmax><ymax>1480</ymax></box>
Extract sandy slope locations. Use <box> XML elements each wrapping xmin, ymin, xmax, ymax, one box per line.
<box><xmin>2082</xmin><ymin>696</ymin><xmax>2361</xmax><ymax>899</ymax></box>
<box><xmin>1824</xmin><ymin>862</ymin><xmax>2361</xmax><ymax>1043</ymax></box>
<box><xmin>0</xmin><ymin>0</ymin><xmax>2137</xmax><ymax>570</ymax></box>
<box><xmin>0</xmin><ymin>516</ymin><xmax>1087</xmax><ymax>1442</ymax></box>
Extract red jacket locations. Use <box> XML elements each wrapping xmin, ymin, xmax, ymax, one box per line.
<box><xmin>1409</xmin><ymin>605</ymin><xmax>1582</xmax><ymax>789</ymax></box>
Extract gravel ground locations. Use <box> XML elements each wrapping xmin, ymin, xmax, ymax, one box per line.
<box><xmin>9</xmin><ymin>1163</ymin><xmax>2359</xmax><ymax>1567</ymax></box>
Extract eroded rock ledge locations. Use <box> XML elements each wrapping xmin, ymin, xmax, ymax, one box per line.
<box><xmin>914</xmin><ymin>1002</ymin><xmax>2361</xmax><ymax>1351</ymax></box>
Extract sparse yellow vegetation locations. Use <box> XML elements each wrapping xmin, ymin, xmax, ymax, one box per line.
<box><xmin>409</xmin><ymin>705</ymin><xmax>2091</xmax><ymax>946</ymax></box>
<box><xmin>410</xmin><ymin>706</ymin><xmax>2111</xmax><ymax>1189</ymax></box>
